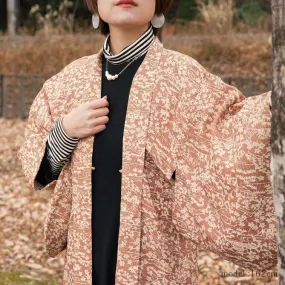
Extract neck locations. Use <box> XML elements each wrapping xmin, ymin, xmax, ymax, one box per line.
<box><xmin>108</xmin><ymin>23</ymin><xmax>150</xmax><ymax>55</ymax></box>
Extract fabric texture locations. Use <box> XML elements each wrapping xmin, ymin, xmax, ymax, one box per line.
<box><xmin>17</xmin><ymin>35</ymin><xmax>277</xmax><ymax>285</ymax></box>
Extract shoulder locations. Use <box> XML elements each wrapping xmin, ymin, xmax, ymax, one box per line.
<box><xmin>160</xmin><ymin>47</ymin><xmax>223</xmax><ymax>99</ymax></box>
<box><xmin>162</xmin><ymin>47</ymin><xmax>242</xmax><ymax>94</ymax></box>
<box><xmin>161</xmin><ymin>47</ymin><xmax>210</xmax><ymax>78</ymax></box>
<box><xmin>163</xmin><ymin>48</ymin><xmax>246</xmax><ymax>122</ymax></box>
<box><xmin>42</xmin><ymin>53</ymin><xmax>97</xmax><ymax>99</ymax></box>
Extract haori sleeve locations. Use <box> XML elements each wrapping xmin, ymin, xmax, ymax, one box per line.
<box><xmin>17</xmin><ymin>78</ymin><xmax>59</xmax><ymax>191</ymax></box>
<box><xmin>172</xmin><ymin>58</ymin><xmax>277</xmax><ymax>271</ymax></box>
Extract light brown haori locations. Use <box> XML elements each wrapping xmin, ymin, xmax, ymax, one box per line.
<box><xmin>18</xmin><ymin>36</ymin><xmax>277</xmax><ymax>284</ymax></box>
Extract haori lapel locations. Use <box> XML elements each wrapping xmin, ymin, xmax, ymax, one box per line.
<box><xmin>114</xmin><ymin>36</ymin><xmax>164</xmax><ymax>283</ymax></box>
<box><xmin>66</xmin><ymin>47</ymin><xmax>104</xmax><ymax>280</ymax></box>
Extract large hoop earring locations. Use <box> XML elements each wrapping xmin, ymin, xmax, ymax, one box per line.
<box><xmin>92</xmin><ymin>13</ymin><xmax>100</xmax><ymax>29</ymax></box>
<box><xmin>151</xmin><ymin>13</ymin><xmax>165</xmax><ymax>28</ymax></box>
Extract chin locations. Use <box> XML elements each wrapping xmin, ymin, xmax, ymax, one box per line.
<box><xmin>111</xmin><ymin>19</ymin><xmax>143</xmax><ymax>27</ymax></box>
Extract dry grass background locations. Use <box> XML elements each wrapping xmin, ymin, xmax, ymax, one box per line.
<box><xmin>0</xmin><ymin>32</ymin><xmax>272</xmax><ymax>87</ymax></box>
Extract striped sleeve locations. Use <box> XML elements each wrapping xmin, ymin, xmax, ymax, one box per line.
<box><xmin>47</xmin><ymin>115</ymin><xmax>79</xmax><ymax>179</ymax></box>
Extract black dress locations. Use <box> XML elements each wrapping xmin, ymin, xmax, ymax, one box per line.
<box><xmin>91</xmin><ymin>51</ymin><xmax>148</xmax><ymax>284</ymax></box>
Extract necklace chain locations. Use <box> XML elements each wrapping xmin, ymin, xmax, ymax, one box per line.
<box><xmin>105</xmin><ymin>52</ymin><xmax>144</xmax><ymax>81</ymax></box>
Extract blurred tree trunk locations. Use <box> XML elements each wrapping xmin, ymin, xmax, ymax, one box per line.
<box><xmin>157</xmin><ymin>0</ymin><xmax>181</xmax><ymax>42</ymax></box>
<box><xmin>7</xmin><ymin>0</ymin><xmax>19</xmax><ymax>36</ymax></box>
<box><xmin>271</xmin><ymin>0</ymin><xmax>285</xmax><ymax>283</ymax></box>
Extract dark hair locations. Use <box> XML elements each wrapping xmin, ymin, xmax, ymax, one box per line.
<box><xmin>83</xmin><ymin>0</ymin><xmax>172</xmax><ymax>36</ymax></box>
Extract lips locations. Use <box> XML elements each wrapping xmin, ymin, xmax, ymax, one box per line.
<box><xmin>116</xmin><ymin>0</ymin><xmax>137</xmax><ymax>6</ymax></box>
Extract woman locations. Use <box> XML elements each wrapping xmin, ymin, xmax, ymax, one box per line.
<box><xmin>17</xmin><ymin>0</ymin><xmax>278</xmax><ymax>284</ymax></box>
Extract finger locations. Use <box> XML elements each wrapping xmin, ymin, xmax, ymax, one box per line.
<box><xmin>89</xmin><ymin>116</ymin><xmax>109</xmax><ymax>128</ymax></box>
<box><xmin>88</xmin><ymin>107</ymin><xmax>109</xmax><ymax>119</ymax></box>
<box><xmin>88</xmin><ymin>97</ymin><xmax>109</xmax><ymax>110</ymax></box>
<box><xmin>91</xmin><ymin>124</ymin><xmax>106</xmax><ymax>135</ymax></box>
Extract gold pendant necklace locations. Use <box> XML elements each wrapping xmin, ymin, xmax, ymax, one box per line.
<box><xmin>104</xmin><ymin>52</ymin><xmax>143</xmax><ymax>81</ymax></box>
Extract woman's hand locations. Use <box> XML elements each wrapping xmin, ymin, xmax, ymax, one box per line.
<box><xmin>61</xmin><ymin>96</ymin><xmax>109</xmax><ymax>139</ymax></box>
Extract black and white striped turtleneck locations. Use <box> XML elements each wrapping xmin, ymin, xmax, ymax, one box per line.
<box><xmin>36</xmin><ymin>24</ymin><xmax>155</xmax><ymax>181</ymax></box>
<box><xmin>103</xmin><ymin>24</ymin><xmax>155</xmax><ymax>65</ymax></box>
